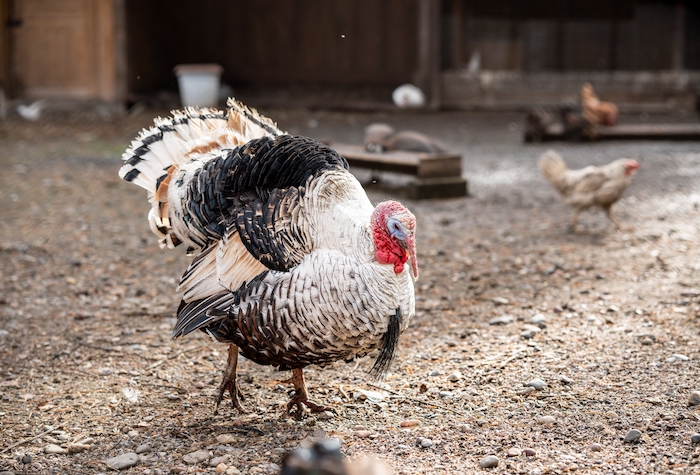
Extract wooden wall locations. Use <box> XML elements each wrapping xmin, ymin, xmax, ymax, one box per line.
<box><xmin>443</xmin><ymin>0</ymin><xmax>696</xmax><ymax>72</ymax></box>
<box><xmin>126</xmin><ymin>0</ymin><xmax>419</xmax><ymax>95</ymax></box>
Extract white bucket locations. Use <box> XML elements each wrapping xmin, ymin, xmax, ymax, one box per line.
<box><xmin>173</xmin><ymin>64</ymin><xmax>223</xmax><ymax>107</ymax></box>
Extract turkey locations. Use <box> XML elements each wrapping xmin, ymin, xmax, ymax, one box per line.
<box><xmin>119</xmin><ymin>99</ymin><xmax>418</xmax><ymax>416</ymax></box>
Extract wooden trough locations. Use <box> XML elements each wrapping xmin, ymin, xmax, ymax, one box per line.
<box><xmin>526</xmin><ymin>122</ymin><xmax>700</xmax><ymax>142</ymax></box>
<box><xmin>331</xmin><ymin>144</ymin><xmax>468</xmax><ymax>199</ymax></box>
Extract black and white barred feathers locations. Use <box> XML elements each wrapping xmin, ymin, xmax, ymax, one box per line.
<box><xmin>119</xmin><ymin>98</ymin><xmax>415</xmax><ymax>374</ymax></box>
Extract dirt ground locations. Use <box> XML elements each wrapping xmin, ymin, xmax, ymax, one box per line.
<box><xmin>1</xmin><ymin>104</ymin><xmax>699</xmax><ymax>475</ymax></box>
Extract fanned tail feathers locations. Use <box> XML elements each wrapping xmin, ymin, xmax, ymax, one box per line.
<box><xmin>118</xmin><ymin>100</ymin><xmax>284</xmax><ymax>249</ymax></box>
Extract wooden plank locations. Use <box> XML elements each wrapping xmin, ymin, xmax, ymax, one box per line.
<box><xmin>331</xmin><ymin>143</ymin><xmax>462</xmax><ymax>179</ymax></box>
<box><xmin>528</xmin><ymin>123</ymin><xmax>700</xmax><ymax>142</ymax></box>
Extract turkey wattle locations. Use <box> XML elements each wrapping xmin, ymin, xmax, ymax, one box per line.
<box><xmin>119</xmin><ymin>99</ymin><xmax>418</xmax><ymax>416</ymax></box>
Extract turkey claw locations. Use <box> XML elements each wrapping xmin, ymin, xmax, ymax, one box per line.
<box><xmin>286</xmin><ymin>397</ymin><xmax>333</xmax><ymax>419</ymax></box>
<box><xmin>214</xmin><ymin>380</ymin><xmax>246</xmax><ymax>416</ymax></box>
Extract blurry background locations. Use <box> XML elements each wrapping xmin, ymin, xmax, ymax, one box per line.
<box><xmin>1</xmin><ymin>0</ymin><xmax>699</xmax><ymax>112</ymax></box>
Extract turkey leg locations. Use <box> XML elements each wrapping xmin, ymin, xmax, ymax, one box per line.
<box><xmin>214</xmin><ymin>344</ymin><xmax>246</xmax><ymax>415</ymax></box>
<box><xmin>284</xmin><ymin>368</ymin><xmax>332</xmax><ymax>417</ymax></box>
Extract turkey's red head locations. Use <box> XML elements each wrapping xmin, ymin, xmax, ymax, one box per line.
<box><xmin>371</xmin><ymin>200</ymin><xmax>418</xmax><ymax>279</ymax></box>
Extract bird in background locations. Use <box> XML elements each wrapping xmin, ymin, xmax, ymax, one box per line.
<box><xmin>119</xmin><ymin>98</ymin><xmax>418</xmax><ymax>417</ymax></box>
<box><xmin>363</xmin><ymin>123</ymin><xmax>448</xmax><ymax>154</ymax></box>
<box><xmin>581</xmin><ymin>83</ymin><xmax>618</xmax><ymax>126</ymax></box>
<box><xmin>392</xmin><ymin>84</ymin><xmax>426</xmax><ymax>109</ymax></box>
<box><xmin>538</xmin><ymin>150</ymin><xmax>639</xmax><ymax>232</ymax></box>
<box><xmin>16</xmin><ymin>100</ymin><xmax>44</xmax><ymax>121</ymax></box>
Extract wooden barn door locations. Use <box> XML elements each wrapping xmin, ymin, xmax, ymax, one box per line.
<box><xmin>8</xmin><ymin>0</ymin><xmax>123</xmax><ymax>101</ymax></box>
<box><xmin>11</xmin><ymin>0</ymin><xmax>97</xmax><ymax>98</ymax></box>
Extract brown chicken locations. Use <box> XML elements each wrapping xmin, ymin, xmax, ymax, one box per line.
<box><xmin>581</xmin><ymin>82</ymin><xmax>618</xmax><ymax>126</ymax></box>
<box><xmin>539</xmin><ymin>150</ymin><xmax>639</xmax><ymax>231</ymax></box>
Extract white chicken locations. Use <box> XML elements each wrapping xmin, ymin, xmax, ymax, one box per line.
<box><xmin>119</xmin><ymin>99</ymin><xmax>418</xmax><ymax>416</ymax></box>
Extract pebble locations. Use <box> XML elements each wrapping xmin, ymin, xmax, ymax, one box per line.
<box><xmin>400</xmin><ymin>420</ymin><xmax>420</xmax><ymax>428</ymax></box>
<box><xmin>225</xmin><ymin>467</ymin><xmax>241</xmax><ymax>475</ymax></box>
<box><xmin>523</xmin><ymin>448</ymin><xmax>536</xmax><ymax>457</ymax></box>
<box><xmin>420</xmin><ymin>438</ymin><xmax>433</xmax><ymax>448</ymax></box>
<box><xmin>194</xmin><ymin>381</ymin><xmax>206</xmax><ymax>389</ymax></box>
<box><xmin>560</xmin><ymin>376</ymin><xmax>573</xmax><ymax>385</ymax></box>
<box><xmin>590</xmin><ymin>443</ymin><xmax>603</xmax><ymax>452</ymax></box>
<box><xmin>44</xmin><ymin>444</ymin><xmax>68</xmax><ymax>455</ymax></box>
<box><xmin>531</xmin><ymin>314</ymin><xmax>547</xmax><ymax>328</ymax></box>
<box><xmin>525</xmin><ymin>378</ymin><xmax>546</xmax><ymax>390</ymax></box>
<box><xmin>506</xmin><ymin>448</ymin><xmax>521</xmax><ymax>457</ymax></box>
<box><xmin>397</xmin><ymin>444</ymin><xmax>410</xmax><ymax>450</ymax></box>
<box><xmin>135</xmin><ymin>444</ymin><xmax>152</xmax><ymax>454</ymax></box>
<box><xmin>317</xmin><ymin>411</ymin><xmax>335</xmax><ymax>420</ymax></box>
<box><xmin>691</xmin><ymin>433</ymin><xmax>700</xmax><ymax>444</ymax></box>
<box><xmin>624</xmin><ymin>429</ymin><xmax>642</xmax><ymax>443</ymax></box>
<box><xmin>439</xmin><ymin>391</ymin><xmax>454</xmax><ymax>398</ymax></box>
<box><xmin>640</xmin><ymin>337</ymin><xmax>654</xmax><ymax>346</ymax></box>
<box><xmin>538</xmin><ymin>415</ymin><xmax>556</xmax><ymax>425</ymax></box>
<box><xmin>67</xmin><ymin>443</ymin><xmax>90</xmax><ymax>453</ymax></box>
<box><xmin>354</xmin><ymin>430</ymin><xmax>372</xmax><ymax>438</ymax></box>
<box><xmin>520</xmin><ymin>330</ymin><xmax>537</xmax><ymax>339</ymax></box>
<box><xmin>215</xmin><ymin>464</ymin><xmax>228</xmax><ymax>474</ymax></box>
<box><xmin>666</xmin><ymin>354</ymin><xmax>690</xmax><ymax>363</ymax></box>
<box><xmin>183</xmin><ymin>450</ymin><xmax>210</xmax><ymax>464</ymax></box>
<box><xmin>489</xmin><ymin>315</ymin><xmax>513</xmax><ymax>326</ymax></box>
<box><xmin>447</xmin><ymin>371</ymin><xmax>464</xmax><ymax>382</ymax></box>
<box><xmin>217</xmin><ymin>434</ymin><xmax>237</xmax><ymax>443</ymax></box>
<box><xmin>0</xmin><ymin>471</ymin><xmax>14</xmax><ymax>475</ymax></box>
<box><xmin>105</xmin><ymin>452</ymin><xmax>138</xmax><ymax>470</ymax></box>
<box><xmin>210</xmin><ymin>455</ymin><xmax>229</xmax><ymax>467</ymax></box>
<box><xmin>479</xmin><ymin>455</ymin><xmax>499</xmax><ymax>468</ymax></box>
<box><xmin>22</xmin><ymin>454</ymin><xmax>32</xmax><ymax>464</ymax></box>
<box><xmin>688</xmin><ymin>391</ymin><xmax>700</xmax><ymax>406</ymax></box>
<box><xmin>98</xmin><ymin>367</ymin><xmax>113</xmax><ymax>376</ymax></box>
<box><xmin>493</xmin><ymin>297</ymin><xmax>510</xmax><ymax>306</ymax></box>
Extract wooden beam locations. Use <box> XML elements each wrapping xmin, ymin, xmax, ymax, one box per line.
<box><xmin>672</xmin><ymin>2</ymin><xmax>685</xmax><ymax>71</ymax></box>
<box><xmin>417</xmin><ymin>0</ymin><xmax>441</xmax><ymax>109</ymax></box>
<box><xmin>527</xmin><ymin>123</ymin><xmax>700</xmax><ymax>142</ymax></box>
<box><xmin>331</xmin><ymin>143</ymin><xmax>462</xmax><ymax>179</ymax></box>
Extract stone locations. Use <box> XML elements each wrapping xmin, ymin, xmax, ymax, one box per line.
<box><xmin>98</xmin><ymin>367</ymin><xmax>113</xmax><ymax>376</ymax></box>
<box><xmin>67</xmin><ymin>443</ymin><xmax>90</xmax><ymax>453</ymax></box>
<box><xmin>135</xmin><ymin>444</ymin><xmax>151</xmax><ymax>454</ymax></box>
<box><xmin>183</xmin><ymin>450</ymin><xmax>210</xmax><ymax>465</ymax></box>
<box><xmin>400</xmin><ymin>420</ymin><xmax>420</xmax><ymax>428</ymax></box>
<box><xmin>216</xmin><ymin>434</ymin><xmax>237</xmax><ymax>444</ymax></box>
<box><xmin>506</xmin><ymin>448</ymin><xmax>521</xmax><ymax>457</ymax></box>
<box><xmin>447</xmin><ymin>371</ymin><xmax>464</xmax><ymax>382</ymax></box>
<box><xmin>590</xmin><ymin>443</ymin><xmax>603</xmax><ymax>452</ymax></box>
<box><xmin>525</xmin><ymin>378</ymin><xmax>546</xmax><ymax>390</ymax></box>
<box><xmin>531</xmin><ymin>314</ymin><xmax>547</xmax><ymax>328</ymax></box>
<box><xmin>688</xmin><ymin>391</ymin><xmax>700</xmax><ymax>406</ymax></box>
<box><xmin>420</xmin><ymin>438</ymin><xmax>433</xmax><ymax>448</ymax></box>
<box><xmin>489</xmin><ymin>315</ymin><xmax>513</xmax><ymax>326</ymax></box>
<box><xmin>624</xmin><ymin>429</ymin><xmax>642</xmax><ymax>443</ymax></box>
<box><xmin>479</xmin><ymin>455</ymin><xmax>499</xmax><ymax>468</ymax></box>
<box><xmin>215</xmin><ymin>464</ymin><xmax>228</xmax><ymax>474</ymax></box>
<box><xmin>691</xmin><ymin>433</ymin><xmax>700</xmax><ymax>444</ymax></box>
<box><xmin>44</xmin><ymin>444</ymin><xmax>68</xmax><ymax>455</ymax></box>
<box><xmin>210</xmin><ymin>455</ymin><xmax>229</xmax><ymax>467</ymax></box>
<box><xmin>355</xmin><ymin>430</ymin><xmax>372</xmax><ymax>438</ymax></box>
<box><xmin>538</xmin><ymin>415</ymin><xmax>556</xmax><ymax>425</ymax></box>
<box><xmin>22</xmin><ymin>454</ymin><xmax>32</xmax><ymax>464</ymax></box>
<box><xmin>105</xmin><ymin>452</ymin><xmax>138</xmax><ymax>470</ymax></box>
<box><xmin>523</xmin><ymin>448</ymin><xmax>536</xmax><ymax>457</ymax></box>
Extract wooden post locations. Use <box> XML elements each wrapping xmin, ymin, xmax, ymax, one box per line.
<box><xmin>417</xmin><ymin>0</ymin><xmax>441</xmax><ymax>110</ymax></box>
<box><xmin>672</xmin><ymin>2</ymin><xmax>685</xmax><ymax>71</ymax></box>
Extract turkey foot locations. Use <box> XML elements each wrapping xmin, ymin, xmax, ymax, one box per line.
<box><xmin>283</xmin><ymin>368</ymin><xmax>332</xmax><ymax>418</ymax></box>
<box><xmin>214</xmin><ymin>344</ymin><xmax>246</xmax><ymax>415</ymax></box>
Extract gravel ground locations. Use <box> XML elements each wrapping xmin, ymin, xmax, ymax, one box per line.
<box><xmin>1</xmin><ymin>105</ymin><xmax>699</xmax><ymax>475</ymax></box>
